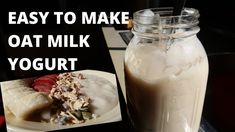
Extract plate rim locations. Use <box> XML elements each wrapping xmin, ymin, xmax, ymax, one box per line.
<box><xmin>5</xmin><ymin>69</ymin><xmax>122</xmax><ymax>132</ymax></box>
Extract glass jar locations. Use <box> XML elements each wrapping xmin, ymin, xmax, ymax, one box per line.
<box><xmin>124</xmin><ymin>7</ymin><xmax>209</xmax><ymax>132</ymax></box>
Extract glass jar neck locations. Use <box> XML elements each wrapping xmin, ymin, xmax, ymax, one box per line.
<box><xmin>132</xmin><ymin>7</ymin><xmax>200</xmax><ymax>39</ymax></box>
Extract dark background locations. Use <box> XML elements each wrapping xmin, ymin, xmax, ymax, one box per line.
<box><xmin>129</xmin><ymin>0</ymin><xmax>235</xmax><ymax>54</ymax></box>
<box><xmin>1</xmin><ymin>0</ymin><xmax>235</xmax><ymax>64</ymax></box>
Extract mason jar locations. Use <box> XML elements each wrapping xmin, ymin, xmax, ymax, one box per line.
<box><xmin>124</xmin><ymin>7</ymin><xmax>209</xmax><ymax>132</ymax></box>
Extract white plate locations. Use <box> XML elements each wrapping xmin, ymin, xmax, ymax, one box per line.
<box><xmin>5</xmin><ymin>70</ymin><xmax>122</xmax><ymax>132</ymax></box>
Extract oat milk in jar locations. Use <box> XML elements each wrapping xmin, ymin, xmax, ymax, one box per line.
<box><xmin>124</xmin><ymin>7</ymin><xmax>209</xmax><ymax>132</ymax></box>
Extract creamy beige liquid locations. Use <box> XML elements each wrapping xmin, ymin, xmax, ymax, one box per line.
<box><xmin>125</xmin><ymin>36</ymin><xmax>208</xmax><ymax>132</ymax></box>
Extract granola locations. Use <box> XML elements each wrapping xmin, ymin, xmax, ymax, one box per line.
<box><xmin>48</xmin><ymin>72</ymin><xmax>94</xmax><ymax>125</ymax></box>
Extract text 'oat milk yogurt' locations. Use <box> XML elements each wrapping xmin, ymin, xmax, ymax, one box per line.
<box><xmin>124</xmin><ymin>8</ymin><xmax>209</xmax><ymax>132</ymax></box>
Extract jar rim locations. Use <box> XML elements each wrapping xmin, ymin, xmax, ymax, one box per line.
<box><xmin>132</xmin><ymin>7</ymin><xmax>200</xmax><ymax>39</ymax></box>
<box><xmin>134</xmin><ymin>7</ymin><xmax>199</xmax><ymax>21</ymax></box>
